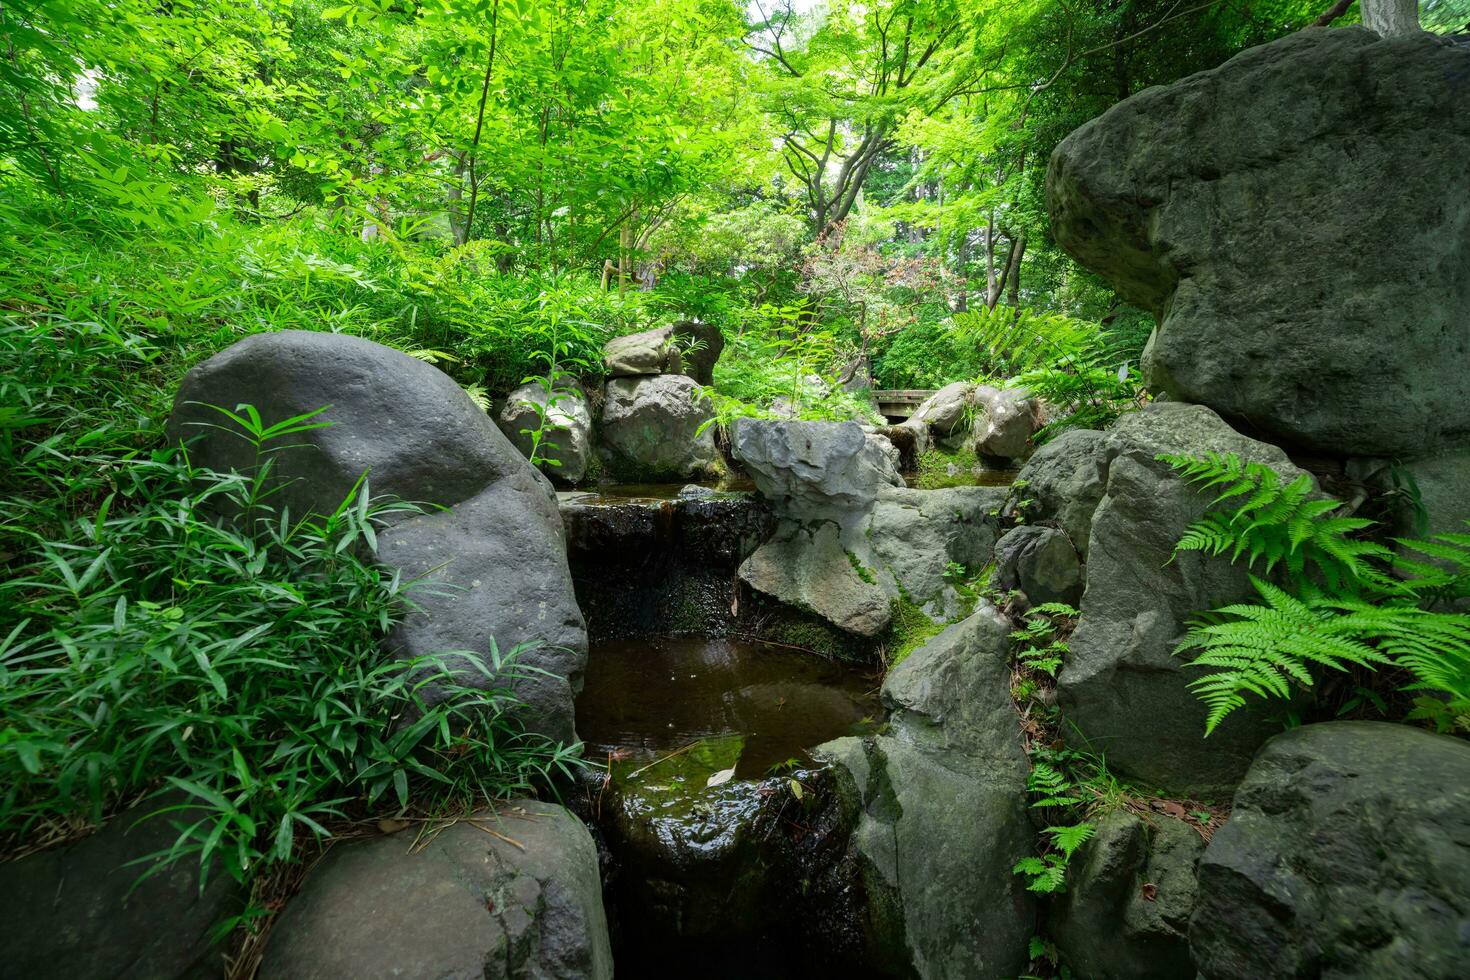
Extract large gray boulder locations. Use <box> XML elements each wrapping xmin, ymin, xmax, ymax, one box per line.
<box><xmin>1049</xmin><ymin>28</ymin><xmax>1470</xmax><ymax>459</ymax></box>
<box><xmin>991</xmin><ymin>524</ymin><xmax>1084</xmax><ymax>607</ymax></box>
<box><xmin>671</xmin><ymin>319</ymin><xmax>725</xmax><ymax>385</ymax></box>
<box><xmin>1010</xmin><ymin>428</ymin><xmax>1109</xmax><ymax>559</ymax></box>
<box><xmin>603</xmin><ymin>325</ymin><xmax>681</xmax><ymax>377</ymax></box>
<box><xmin>377</xmin><ymin>469</ymin><xmax>587</xmax><ymax>742</ymax></box>
<box><xmin>1051</xmin><ymin>810</ymin><xmax>1204</xmax><ymax>980</ymax></box>
<box><xmin>908</xmin><ymin>381</ymin><xmax>975</xmax><ymax>450</ymax></box>
<box><xmin>496</xmin><ymin>383</ymin><xmax>593</xmax><ymax>484</ymax></box>
<box><xmin>732</xmin><ymin>420</ymin><xmax>902</xmax><ymax>523</ymax></box>
<box><xmin>1060</xmin><ymin>402</ymin><xmax>1314</xmax><ymax>797</ymax></box>
<box><xmin>817</xmin><ymin>607</ymin><xmax>1035</xmax><ymax>977</ymax></box>
<box><xmin>261</xmin><ymin>802</ymin><xmax>612</xmax><ymax>980</ymax></box>
<box><xmin>167</xmin><ymin>330</ymin><xmax>527</xmax><ymax>516</ymax></box>
<box><xmin>973</xmin><ymin>385</ymin><xmax>1041</xmax><ymax>462</ymax></box>
<box><xmin>881</xmin><ymin>603</ymin><xmax>1018</xmax><ymax>754</ymax></box>
<box><xmin>865</xmin><ymin>485</ymin><xmax>1008</xmax><ymax>620</ymax></box>
<box><xmin>0</xmin><ymin>799</ymin><xmax>244</xmax><ymax>980</ymax></box>
<box><xmin>168</xmin><ymin>331</ymin><xmax>587</xmax><ymax>742</ymax></box>
<box><xmin>1190</xmin><ymin>722</ymin><xmax>1470</xmax><ymax>980</ymax></box>
<box><xmin>739</xmin><ymin>520</ymin><xmax>892</xmax><ymax>638</ymax></box>
<box><xmin>598</xmin><ymin>374</ymin><xmax>719</xmax><ymax>481</ymax></box>
<box><xmin>734</xmin><ymin>421</ymin><xmax>1006</xmax><ymax>636</ymax></box>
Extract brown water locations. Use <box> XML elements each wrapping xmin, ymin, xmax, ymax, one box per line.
<box><xmin>575</xmin><ymin>636</ymin><xmax>881</xmax><ymax>778</ymax></box>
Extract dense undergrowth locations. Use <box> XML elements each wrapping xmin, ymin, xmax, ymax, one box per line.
<box><xmin>0</xmin><ymin>381</ymin><xmax>581</xmax><ymax>884</ymax></box>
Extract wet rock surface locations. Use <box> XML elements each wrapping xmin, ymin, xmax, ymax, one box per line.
<box><xmin>260</xmin><ymin>802</ymin><xmax>612</xmax><ymax>980</ymax></box>
<box><xmin>576</xmin><ymin>635</ymin><xmax>881</xmax><ymax>975</ymax></box>
<box><xmin>558</xmin><ymin>485</ymin><xmax>772</xmax><ymax>641</ymax></box>
<box><xmin>1190</xmin><ymin>722</ymin><xmax>1470</xmax><ymax>980</ymax></box>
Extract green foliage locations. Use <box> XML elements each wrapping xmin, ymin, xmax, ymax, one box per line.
<box><xmin>952</xmin><ymin>305</ymin><xmax>1146</xmax><ymax>439</ymax></box>
<box><xmin>873</xmin><ymin>318</ymin><xmax>991</xmax><ymax>389</ymax></box>
<box><xmin>846</xmin><ymin>551</ymin><xmax>878</xmax><ymax>586</ymax></box>
<box><xmin>1012</xmin><ymin>752</ymin><xmax>1099</xmax><ymax>894</ymax></box>
<box><xmin>0</xmin><ymin>405</ymin><xmax>579</xmax><ymax>881</ymax></box>
<box><xmin>702</xmin><ymin>307</ymin><xmax>883</xmax><ymax>430</ymax></box>
<box><xmin>1165</xmin><ymin>453</ymin><xmax>1470</xmax><ymax>737</ymax></box>
<box><xmin>883</xmin><ymin>596</ymin><xmax>947</xmax><ymax>668</ymax></box>
<box><xmin>1162</xmin><ymin>452</ymin><xmax>1390</xmax><ymax>591</ymax></box>
<box><xmin>913</xmin><ymin>447</ymin><xmax>987</xmax><ymax>489</ymax></box>
<box><xmin>1010</xmin><ymin>603</ymin><xmax>1079</xmax><ymax>679</ymax></box>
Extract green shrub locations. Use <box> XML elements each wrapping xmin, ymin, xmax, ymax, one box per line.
<box><xmin>1164</xmin><ymin>452</ymin><xmax>1470</xmax><ymax>736</ymax></box>
<box><xmin>0</xmin><ymin>411</ymin><xmax>580</xmax><ymax>883</ymax></box>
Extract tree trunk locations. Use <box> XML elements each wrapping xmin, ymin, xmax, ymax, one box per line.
<box><xmin>1360</xmin><ymin>0</ymin><xmax>1421</xmax><ymax>36</ymax></box>
<box><xmin>984</xmin><ymin>211</ymin><xmax>999</xmax><ymax>309</ymax></box>
<box><xmin>1005</xmin><ymin>230</ymin><xmax>1026</xmax><ymax>308</ymax></box>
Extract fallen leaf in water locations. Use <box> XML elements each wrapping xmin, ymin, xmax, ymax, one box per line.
<box><xmin>706</xmin><ymin>767</ymin><xmax>736</xmax><ymax>787</ymax></box>
<box><xmin>1141</xmin><ymin>882</ymin><xmax>1158</xmax><ymax>902</ymax></box>
<box><xmin>377</xmin><ymin>818</ymin><xmax>411</xmax><ymax>834</ymax></box>
<box><xmin>789</xmin><ymin>779</ymin><xmax>804</xmax><ymax>800</ymax></box>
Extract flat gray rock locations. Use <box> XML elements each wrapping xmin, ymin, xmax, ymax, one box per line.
<box><xmin>603</xmin><ymin>325</ymin><xmax>681</xmax><ymax>377</ymax></box>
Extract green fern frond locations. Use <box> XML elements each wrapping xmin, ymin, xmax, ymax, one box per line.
<box><xmin>1045</xmin><ymin>822</ymin><xmax>1095</xmax><ymax>859</ymax></box>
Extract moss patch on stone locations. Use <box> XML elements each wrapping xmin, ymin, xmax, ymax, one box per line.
<box><xmin>846</xmin><ymin>549</ymin><xmax>878</xmax><ymax>585</ymax></box>
<box><xmin>914</xmin><ymin>447</ymin><xmax>982</xmax><ymax>489</ymax></box>
<box><xmin>883</xmin><ymin>595</ymin><xmax>946</xmax><ymax>668</ymax></box>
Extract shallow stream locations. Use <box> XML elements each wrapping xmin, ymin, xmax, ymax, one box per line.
<box><xmin>575</xmin><ymin>635</ymin><xmax>883</xmax><ymax>976</ymax></box>
<box><xmin>576</xmin><ymin>635</ymin><xmax>880</xmax><ymax>777</ymax></box>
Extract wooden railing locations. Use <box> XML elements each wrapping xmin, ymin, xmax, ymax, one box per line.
<box><xmin>871</xmin><ymin>389</ymin><xmax>935</xmax><ymax>420</ymax></box>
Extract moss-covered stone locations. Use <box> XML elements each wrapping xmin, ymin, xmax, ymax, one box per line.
<box><xmin>883</xmin><ymin>594</ymin><xmax>945</xmax><ymax>668</ymax></box>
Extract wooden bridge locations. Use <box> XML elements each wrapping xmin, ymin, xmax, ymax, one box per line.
<box><xmin>872</xmin><ymin>389</ymin><xmax>935</xmax><ymax>421</ymax></box>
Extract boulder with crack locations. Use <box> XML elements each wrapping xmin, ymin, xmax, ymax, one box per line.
<box><xmin>1189</xmin><ymin>722</ymin><xmax>1470</xmax><ymax>979</ymax></box>
<box><xmin>733</xmin><ymin>420</ymin><xmax>1007</xmax><ymax>639</ymax></box>
<box><xmin>1049</xmin><ymin>28</ymin><xmax>1470</xmax><ymax>460</ymax></box>
<box><xmin>1012</xmin><ymin>402</ymin><xmax>1316</xmax><ymax>797</ymax></box>
<box><xmin>816</xmin><ymin>606</ymin><xmax>1036</xmax><ymax>977</ymax></box>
